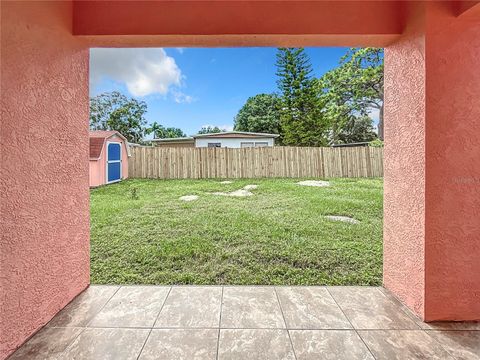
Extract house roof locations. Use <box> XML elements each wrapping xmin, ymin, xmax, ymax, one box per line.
<box><xmin>149</xmin><ymin>132</ymin><xmax>279</xmax><ymax>143</ymax></box>
<box><xmin>89</xmin><ymin>130</ymin><xmax>130</xmax><ymax>160</ymax></box>
<box><xmin>150</xmin><ymin>137</ymin><xmax>194</xmax><ymax>143</ymax></box>
<box><xmin>193</xmin><ymin>131</ymin><xmax>280</xmax><ymax>139</ymax></box>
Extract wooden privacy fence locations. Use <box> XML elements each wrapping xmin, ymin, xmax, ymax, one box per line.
<box><xmin>129</xmin><ymin>146</ymin><xmax>383</xmax><ymax>179</ymax></box>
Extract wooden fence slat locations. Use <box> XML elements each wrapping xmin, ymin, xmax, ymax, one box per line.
<box><xmin>129</xmin><ymin>146</ymin><xmax>383</xmax><ymax>179</ymax></box>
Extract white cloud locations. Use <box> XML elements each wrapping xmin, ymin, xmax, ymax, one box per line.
<box><xmin>175</xmin><ymin>48</ymin><xmax>185</xmax><ymax>54</ymax></box>
<box><xmin>201</xmin><ymin>124</ymin><xmax>234</xmax><ymax>132</ymax></box>
<box><xmin>90</xmin><ymin>48</ymin><xmax>187</xmax><ymax>98</ymax></box>
<box><xmin>172</xmin><ymin>90</ymin><xmax>195</xmax><ymax>104</ymax></box>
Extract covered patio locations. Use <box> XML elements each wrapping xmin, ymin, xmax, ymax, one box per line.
<box><xmin>9</xmin><ymin>285</ymin><xmax>480</xmax><ymax>359</ymax></box>
<box><xmin>1</xmin><ymin>1</ymin><xmax>480</xmax><ymax>359</ymax></box>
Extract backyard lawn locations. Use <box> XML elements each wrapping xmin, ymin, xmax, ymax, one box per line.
<box><xmin>90</xmin><ymin>178</ymin><xmax>383</xmax><ymax>285</ymax></box>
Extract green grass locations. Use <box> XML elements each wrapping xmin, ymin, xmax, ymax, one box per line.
<box><xmin>90</xmin><ymin>177</ymin><xmax>383</xmax><ymax>285</ymax></box>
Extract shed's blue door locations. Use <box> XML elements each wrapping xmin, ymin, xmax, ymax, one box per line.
<box><xmin>107</xmin><ymin>142</ymin><xmax>122</xmax><ymax>183</ymax></box>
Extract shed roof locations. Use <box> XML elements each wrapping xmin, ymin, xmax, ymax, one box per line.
<box><xmin>89</xmin><ymin>130</ymin><xmax>130</xmax><ymax>160</ymax></box>
<box><xmin>89</xmin><ymin>130</ymin><xmax>119</xmax><ymax>138</ymax></box>
<box><xmin>89</xmin><ymin>137</ymin><xmax>105</xmax><ymax>159</ymax></box>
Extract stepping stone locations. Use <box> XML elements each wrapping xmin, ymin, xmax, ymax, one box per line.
<box><xmin>179</xmin><ymin>195</ymin><xmax>199</xmax><ymax>202</ymax></box>
<box><xmin>325</xmin><ymin>215</ymin><xmax>359</xmax><ymax>224</ymax></box>
<box><xmin>212</xmin><ymin>185</ymin><xmax>258</xmax><ymax>197</ymax></box>
<box><xmin>229</xmin><ymin>189</ymin><xmax>253</xmax><ymax>197</ymax></box>
<box><xmin>220</xmin><ymin>181</ymin><xmax>233</xmax><ymax>184</ymax></box>
<box><xmin>297</xmin><ymin>180</ymin><xmax>330</xmax><ymax>187</ymax></box>
<box><xmin>213</xmin><ymin>189</ymin><xmax>253</xmax><ymax>197</ymax></box>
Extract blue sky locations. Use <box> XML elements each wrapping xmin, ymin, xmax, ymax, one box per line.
<box><xmin>90</xmin><ymin>47</ymin><xmax>349</xmax><ymax>137</ymax></box>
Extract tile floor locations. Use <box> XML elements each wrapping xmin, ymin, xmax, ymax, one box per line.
<box><xmin>8</xmin><ymin>286</ymin><xmax>480</xmax><ymax>360</ymax></box>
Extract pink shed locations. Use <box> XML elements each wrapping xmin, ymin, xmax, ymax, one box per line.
<box><xmin>89</xmin><ymin>131</ymin><xmax>130</xmax><ymax>187</ymax></box>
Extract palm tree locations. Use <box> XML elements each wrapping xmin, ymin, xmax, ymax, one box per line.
<box><xmin>146</xmin><ymin>122</ymin><xmax>166</xmax><ymax>139</ymax></box>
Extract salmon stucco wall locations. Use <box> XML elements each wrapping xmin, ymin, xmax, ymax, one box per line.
<box><xmin>89</xmin><ymin>135</ymin><xmax>129</xmax><ymax>187</ymax></box>
<box><xmin>383</xmin><ymin>2</ymin><xmax>427</xmax><ymax>319</ymax></box>
<box><xmin>0</xmin><ymin>1</ymin><xmax>90</xmax><ymax>358</ymax></box>
<box><xmin>423</xmin><ymin>2</ymin><xmax>480</xmax><ymax>321</ymax></box>
<box><xmin>384</xmin><ymin>1</ymin><xmax>480</xmax><ymax>321</ymax></box>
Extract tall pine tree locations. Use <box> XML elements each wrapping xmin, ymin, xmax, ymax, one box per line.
<box><xmin>275</xmin><ymin>48</ymin><xmax>327</xmax><ymax>146</ymax></box>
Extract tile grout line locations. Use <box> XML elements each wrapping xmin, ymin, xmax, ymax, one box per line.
<box><xmin>151</xmin><ymin>286</ymin><xmax>174</xmax><ymax>329</ymax></box>
<box><xmin>59</xmin><ymin>285</ymin><xmax>123</xmax><ymax>357</ymax></box>
<box><xmin>325</xmin><ymin>287</ymin><xmax>378</xmax><ymax>360</ymax></box>
<box><xmin>50</xmin><ymin>325</ymin><xmax>447</xmax><ymax>331</ymax></box>
<box><xmin>375</xmin><ymin>287</ymin><xmax>422</xmax><ymax>330</ymax></box>
<box><xmin>134</xmin><ymin>286</ymin><xmax>172</xmax><ymax>360</ymax></box>
<box><xmin>216</xmin><ymin>286</ymin><xmax>225</xmax><ymax>360</ymax></box>
<box><xmin>273</xmin><ymin>287</ymin><xmax>297</xmax><ymax>360</ymax></box>
<box><xmin>85</xmin><ymin>285</ymin><xmax>122</xmax><ymax>328</ymax></box>
<box><xmin>136</xmin><ymin>286</ymin><xmax>172</xmax><ymax>360</ymax></box>
<box><xmin>420</xmin><ymin>329</ymin><xmax>460</xmax><ymax>359</ymax></box>
<box><xmin>56</xmin><ymin>327</ymin><xmax>88</xmax><ymax>358</ymax></box>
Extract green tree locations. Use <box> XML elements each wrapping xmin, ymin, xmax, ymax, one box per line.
<box><xmin>233</xmin><ymin>94</ymin><xmax>281</xmax><ymax>136</ymax></box>
<box><xmin>276</xmin><ymin>48</ymin><xmax>328</xmax><ymax>146</ymax></box>
<box><xmin>90</xmin><ymin>91</ymin><xmax>148</xmax><ymax>143</ymax></box>
<box><xmin>319</xmin><ymin>48</ymin><xmax>384</xmax><ymax>142</ymax></box>
<box><xmin>146</xmin><ymin>122</ymin><xmax>186</xmax><ymax>139</ymax></box>
<box><xmin>197</xmin><ymin>126</ymin><xmax>224</xmax><ymax>134</ymax></box>
<box><xmin>337</xmin><ymin>115</ymin><xmax>377</xmax><ymax>144</ymax></box>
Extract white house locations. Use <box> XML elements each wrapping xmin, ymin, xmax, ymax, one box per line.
<box><xmin>151</xmin><ymin>131</ymin><xmax>279</xmax><ymax>148</ymax></box>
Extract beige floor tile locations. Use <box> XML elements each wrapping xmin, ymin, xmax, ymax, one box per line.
<box><xmin>358</xmin><ymin>330</ymin><xmax>455</xmax><ymax>360</ymax></box>
<box><xmin>276</xmin><ymin>287</ymin><xmax>352</xmax><ymax>329</ymax></box>
<box><xmin>8</xmin><ymin>327</ymin><xmax>83</xmax><ymax>360</ymax></box>
<box><xmin>139</xmin><ymin>329</ymin><xmax>218</xmax><ymax>360</ymax></box>
<box><xmin>218</xmin><ymin>329</ymin><xmax>295</xmax><ymax>360</ymax></box>
<box><xmin>427</xmin><ymin>330</ymin><xmax>480</xmax><ymax>360</ymax></box>
<box><xmin>60</xmin><ymin>328</ymin><xmax>149</xmax><ymax>360</ymax></box>
<box><xmin>12</xmin><ymin>286</ymin><xmax>479</xmax><ymax>360</ymax></box>
<box><xmin>221</xmin><ymin>287</ymin><xmax>285</xmax><ymax>328</ymax></box>
<box><xmin>47</xmin><ymin>286</ymin><xmax>119</xmax><ymax>327</ymax></box>
<box><xmin>155</xmin><ymin>286</ymin><xmax>222</xmax><ymax>328</ymax></box>
<box><xmin>290</xmin><ymin>330</ymin><xmax>374</xmax><ymax>360</ymax></box>
<box><xmin>328</xmin><ymin>287</ymin><xmax>419</xmax><ymax>329</ymax></box>
<box><xmin>89</xmin><ymin>286</ymin><xmax>170</xmax><ymax>327</ymax></box>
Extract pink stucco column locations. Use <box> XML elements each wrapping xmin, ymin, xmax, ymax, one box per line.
<box><xmin>384</xmin><ymin>1</ymin><xmax>480</xmax><ymax>321</ymax></box>
<box><xmin>0</xmin><ymin>2</ymin><xmax>90</xmax><ymax>358</ymax></box>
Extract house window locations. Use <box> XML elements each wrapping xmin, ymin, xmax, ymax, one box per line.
<box><xmin>208</xmin><ymin>143</ymin><xmax>221</xmax><ymax>148</ymax></box>
<box><xmin>241</xmin><ymin>142</ymin><xmax>254</xmax><ymax>148</ymax></box>
<box><xmin>255</xmin><ymin>142</ymin><xmax>269</xmax><ymax>147</ymax></box>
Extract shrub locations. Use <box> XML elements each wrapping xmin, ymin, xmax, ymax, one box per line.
<box><xmin>369</xmin><ymin>139</ymin><xmax>384</xmax><ymax>147</ymax></box>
